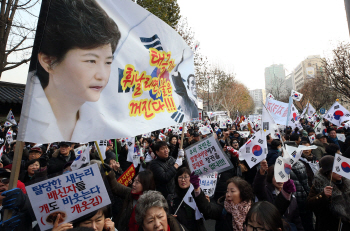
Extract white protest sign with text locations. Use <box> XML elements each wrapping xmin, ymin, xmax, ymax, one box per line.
<box><xmin>26</xmin><ymin>164</ymin><xmax>111</xmax><ymax>231</ymax></box>
<box><xmin>199</xmin><ymin>172</ymin><xmax>218</xmax><ymax>197</ymax></box>
<box><xmin>185</xmin><ymin>135</ymin><xmax>233</xmax><ymax>177</ymax></box>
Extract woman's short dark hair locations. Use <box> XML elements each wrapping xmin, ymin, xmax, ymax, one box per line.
<box><xmin>26</xmin><ymin>159</ymin><xmax>40</xmax><ymax>170</ymax></box>
<box><xmin>245</xmin><ymin>201</ymin><xmax>286</xmax><ymax>231</ymax></box>
<box><xmin>271</xmin><ymin>140</ymin><xmax>281</xmax><ymax>150</ymax></box>
<box><xmin>136</xmin><ymin>170</ymin><xmax>155</xmax><ymax>191</ymax></box>
<box><xmin>35</xmin><ymin>0</ymin><xmax>121</xmax><ymax>89</ymax></box>
<box><xmin>169</xmin><ymin>135</ymin><xmax>178</xmax><ymax>143</ymax></box>
<box><xmin>226</xmin><ymin>177</ymin><xmax>254</xmax><ymax>202</ymax></box>
<box><xmin>174</xmin><ymin>167</ymin><xmax>191</xmax><ymax>194</ymax></box>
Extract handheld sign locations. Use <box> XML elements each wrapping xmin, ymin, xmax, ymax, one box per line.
<box><xmin>117</xmin><ymin>164</ymin><xmax>136</xmax><ymax>186</ymax></box>
<box><xmin>199</xmin><ymin>172</ymin><xmax>218</xmax><ymax>197</ymax></box>
<box><xmin>26</xmin><ymin>164</ymin><xmax>111</xmax><ymax>231</ymax></box>
<box><xmin>185</xmin><ymin>134</ymin><xmax>233</xmax><ymax>176</ymax></box>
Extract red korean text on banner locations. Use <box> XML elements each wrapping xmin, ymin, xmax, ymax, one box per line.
<box><xmin>117</xmin><ymin>164</ymin><xmax>136</xmax><ymax>186</ymax></box>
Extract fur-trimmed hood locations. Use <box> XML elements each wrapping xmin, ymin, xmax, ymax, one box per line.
<box><xmin>313</xmin><ymin>171</ymin><xmax>350</xmax><ymax>222</ymax></box>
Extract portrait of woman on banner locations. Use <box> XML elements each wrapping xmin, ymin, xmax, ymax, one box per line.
<box><xmin>19</xmin><ymin>0</ymin><xmax>121</xmax><ymax>142</ymax></box>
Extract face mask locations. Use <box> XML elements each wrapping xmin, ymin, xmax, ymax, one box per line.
<box><xmin>325</xmin><ymin>133</ymin><xmax>328</xmax><ymax>136</ymax></box>
<box><xmin>63</xmin><ymin>170</ymin><xmax>71</xmax><ymax>174</ymax></box>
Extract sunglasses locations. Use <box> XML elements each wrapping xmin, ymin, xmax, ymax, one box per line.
<box><xmin>0</xmin><ymin>178</ymin><xmax>10</xmax><ymax>184</ymax></box>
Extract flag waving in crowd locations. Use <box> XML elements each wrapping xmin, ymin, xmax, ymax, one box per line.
<box><xmin>239</xmin><ymin>130</ymin><xmax>267</xmax><ymax>168</ymax></box>
<box><xmin>324</xmin><ymin>100</ymin><xmax>350</xmax><ymax>126</ymax></box>
<box><xmin>291</xmin><ymin>90</ymin><xmax>303</xmax><ymax>101</ymax></box>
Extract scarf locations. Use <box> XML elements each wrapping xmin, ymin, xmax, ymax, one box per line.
<box><xmin>129</xmin><ymin>192</ymin><xmax>143</xmax><ymax>231</ymax></box>
<box><xmin>329</xmin><ymin>136</ymin><xmax>340</xmax><ymax>149</ymax></box>
<box><xmin>224</xmin><ymin>199</ymin><xmax>251</xmax><ymax>231</ymax></box>
<box><xmin>301</xmin><ymin>154</ymin><xmax>319</xmax><ymax>174</ymax></box>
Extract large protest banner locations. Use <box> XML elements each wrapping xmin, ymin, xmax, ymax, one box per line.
<box><xmin>26</xmin><ymin>164</ymin><xmax>110</xmax><ymax>231</ymax></box>
<box><xmin>185</xmin><ymin>135</ymin><xmax>233</xmax><ymax>176</ymax></box>
<box><xmin>18</xmin><ymin>0</ymin><xmax>197</xmax><ymax>143</ymax></box>
<box><xmin>265</xmin><ymin>99</ymin><xmax>299</xmax><ymax>127</ymax></box>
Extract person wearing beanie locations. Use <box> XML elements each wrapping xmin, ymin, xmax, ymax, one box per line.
<box><xmin>307</xmin><ymin>156</ymin><xmax>350</xmax><ymax>231</ymax></box>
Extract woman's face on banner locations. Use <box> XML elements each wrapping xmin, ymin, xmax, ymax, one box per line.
<box><xmin>49</xmin><ymin>44</ymin><xmax>113</xmax><ymax>103</ymax></box>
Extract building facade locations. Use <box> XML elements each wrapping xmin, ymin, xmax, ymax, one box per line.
<box><xmin>249</xmin><ymin>89</ymin><xmax>266</xmax><ymax>114</ymax></box>
<box><xmin>293</xmin><ymin>55</ymin><xmax>324</xmax><ymax>91</ymax></box>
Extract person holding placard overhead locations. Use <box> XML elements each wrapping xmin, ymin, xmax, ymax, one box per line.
<box><xmin>307</xmin><ymin>156</ymin><xmax>350</xmax><ymax>231</ymax></box>
<box><xmin>21</xmin><ymin>0</ymin><xmax>121</xmax><ymax>142</ymax></box>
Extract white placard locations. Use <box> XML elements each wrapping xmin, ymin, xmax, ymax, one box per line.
<box><xmin>185</xmin><ymin>135</ymin><xmax>233</xmax><ymax>177</ymax></box>
<box><xmin>199</xmin><ymin>172</ymin><xmax>218</xmax><ymax>197</ymax></box>
<box><xmin>26</xmin><ymin>164</ymin><xmax>111</xmax><ymax>231</ymax></box>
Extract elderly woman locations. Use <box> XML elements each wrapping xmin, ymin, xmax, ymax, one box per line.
<box><xmin>135</xmin><ymin>190</ymin><xmax>185</xmax><ymax>231</ymax></box>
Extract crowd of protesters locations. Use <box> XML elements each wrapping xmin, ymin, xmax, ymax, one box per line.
<box><xmin>1</xmin><ymin>115</ymin><xmax>350</xmax><ymax>231</ymax></box>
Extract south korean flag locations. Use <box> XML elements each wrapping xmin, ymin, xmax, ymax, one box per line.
<box><xmin>291</xmin><ymin>90</ymin><xmax>303</xmax><ymax>101</ymax></box>
<box><xmin>97</xmin><ymin>140</ymin><xmax>108</xmax><ymax>160</ymax></box>
<box><xmin>267</xmin><ymin>93</ymin><xmax>275</xmax><ymax>100</ymax></box>
<box><xmin>239</xmin><ymin>130</ymin><xmax>267</xmax><ymax>168</ymax></box>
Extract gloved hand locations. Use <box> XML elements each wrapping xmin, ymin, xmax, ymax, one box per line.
<box><xmin>283</xmin><ymin>179</ymin><xmax>296</xmax><ymax>194</ymax></box>
<box><xmin>0</xmin><ymin>214</ymin><xmax>23</xmax><ymax>231</ymax></box>
<box><xmin>175</xmin><ymin>158</ymin><xmax>183</xmax><ymax>167</ymax></box>
<box><xmin>2</xmin><ymin>188</ymin><xmax>26</xmax><ymax>211</ymax></box>
<box><xmin>190</xmin><ymin>172</ymin><xmax>200</xmax><ymax>189</ymax></box>
<box><xmin>178</xmin><ymin>149</ymin><xmax>185</xmax><ymax>158</ymax></box>
<box><xmin>226</xmin><ymin>146</ymin><xmax>239</xmax><ymax>158</ymax></box>
<box><xmin>102</xmin><ymin>163</ymin><xmax>112</xmax><ymax>173</ymax></box>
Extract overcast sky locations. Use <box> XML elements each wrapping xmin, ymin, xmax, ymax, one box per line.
<box><xmin>2</xmin><ymin>0</ymin><xmax>350</xmax><ymax>91</ymax></box>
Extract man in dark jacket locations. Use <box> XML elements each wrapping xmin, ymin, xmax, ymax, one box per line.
<box><xmin>48</xmin><ymin>142</ymin><xmax>76</xmax><ymax>175</ymax></box>
<box><xmin>149</xmin><ymin>141</ymin><xmax>181</xmax><ymax>198</ymax></box>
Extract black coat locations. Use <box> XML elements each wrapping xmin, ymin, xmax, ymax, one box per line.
<box><xmin>167</xmin><ymin>193</ymin><xmax>206</xmax><ymax>231</ymax></box>
<box><xmin>192</xmin><ymin>190</ymin><xmax>233</xmax><ymax>231</ymax></box>
<box><xmin>48</xmin><ymin>150</ymin><xmax>76</xmax><ymax>175</ymax></box>
<box><xmin>266</xmin><ymin>149</ymin><xmax>280</xmax><ymax>166</ymax></box>
<box><xmin>253</xmin><ymin>172</ymin><xmax>304</xmax><ymax>230</ymax></box>
<box><xmin>149</xmin><ymin>156</ymin><xmax>177</xmax><ymax>198</ymax></box>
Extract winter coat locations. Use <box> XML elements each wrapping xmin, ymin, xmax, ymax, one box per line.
<box><xmin>48</xmin><ymin>150</ymin><xmax>76</xmax><ymax>175</ymax></box>
<box><xmin>299</xmin><ymin>155</ymin><xmax>319</xmax><ymax>188</ymax></box>
<box><xmin>169</xmin><ymin>143</ymin><xmax>179</xmax><ymax>159</ymax></box>
<box><xmin>192</xmin><ymin>190</ymin><xmax>233</xmax><ymax>231</ymax></box>
<box><xmin>253</xmin><ymin>172</ymin><xmax>304</xmax><ymax>231</ymax></box>
<box><xmin>106</xmin><ymin>170</ymin><xmax>135</xmax><ymax>231</ymax></box>
<box><xmin>311</xmin><ymin>140</ymin><xmax>326</xmax><ymax>160</ymax></box>
<box><xmin>327</xmin><ymin>137</ymin><xmax>345</xmax><ymax>152</ymax></box>
<box><xmin>167</xmin><ymin>193</ymin><xmax>206</xmax><ymax>231</ymax></box>
<box><xmin>19</xmin><ymin>168</ymin><xmax>48</xmax><ymax>186</ymax></box>
<box><xmin>266</xmin><ymin>149</ymin><xmax>281</xmax><ymax>166</ymax></box>
<box><xmin>307</xmin><ymin>171</ymin><xmax>350</xmax><ymax>231</ymax></box>
<box><xmin>149</xmin><ymin>156</ymin><xmax>177</xmax><ymax>198</ymax></box>
<box><xmin>290</xmin><ymin>161</ymin><xmax>310</xmax><ymax>212</ymax></box>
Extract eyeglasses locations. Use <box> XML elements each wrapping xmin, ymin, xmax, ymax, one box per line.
<box><xmin>244</xmin><ymin>222</ymin><xmax>271</xmax><ymax>231</ymax></box>
<box><xmin>0</xmin><ymin>178</ymin><xmax>10</xmax><ymax>184</ymax></box>
<box><xmin>178</xmin><ymin>176</ymin><xmax>190</xmax><ymax>181</ymax></box>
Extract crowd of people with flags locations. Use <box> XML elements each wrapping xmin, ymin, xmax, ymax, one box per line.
<box><xmin>1</xmin><ymin>93</ymin><xmax>350</xmax><ymax>231</ymax></box>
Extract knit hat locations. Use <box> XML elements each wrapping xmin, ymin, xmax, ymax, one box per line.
<box><xmin>319</xmin><ymin>155</ymin><xmax>334</xmax><ymax>174</ymax></box>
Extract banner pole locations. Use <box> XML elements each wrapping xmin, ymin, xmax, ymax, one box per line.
<box><xmin>114</xmin><ymin>139</ymin><xmax>118</xmax><ymax>162</ymax></box>
<box><xmin>3</xmin><ymin>141</ymin><xmax>25</xmax><ymax>220</ymax></box>
<box><xmin>94</xmin><ymin>141</ymin><xmax>108</xmax><ymax>176</ymax></box>
<box><xmin>180</xmin><ymin>122</ymin><xmax>186</xmax><ymax>150</ymax></box>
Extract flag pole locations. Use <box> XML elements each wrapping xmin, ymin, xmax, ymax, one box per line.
<box><xmin>3</xmin><ymin>141</ymin><xmax>24</xmax><ymax>220</ymax></box>
<box><xmin>180</xmin><ymin>122</ymin><xmax>186</xmax><ymax>150</ymax></box>
<box><xmin>94</xmin><ymin>141</ymin><xmax>108</xmax><ymax>175</ymax></box>
<box><xmin>114</xmin><ymin>139</ymin><xmax>118</xmax><ymax>162</ymax></box>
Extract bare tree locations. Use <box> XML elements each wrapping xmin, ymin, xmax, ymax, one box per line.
<box><xmin>323</xmin><ymin>42</ymin><xmax>350</xmax><ymax>103</ymax></box>
<box><xmin>266</xmin><ymin>75</ymin><xmax>288</xmax><ymax>102</ymax></box>
<box><xmin>0</xmin><ymin>0</ymin><xmax>40</xmax><ymax>78</ymax></box>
